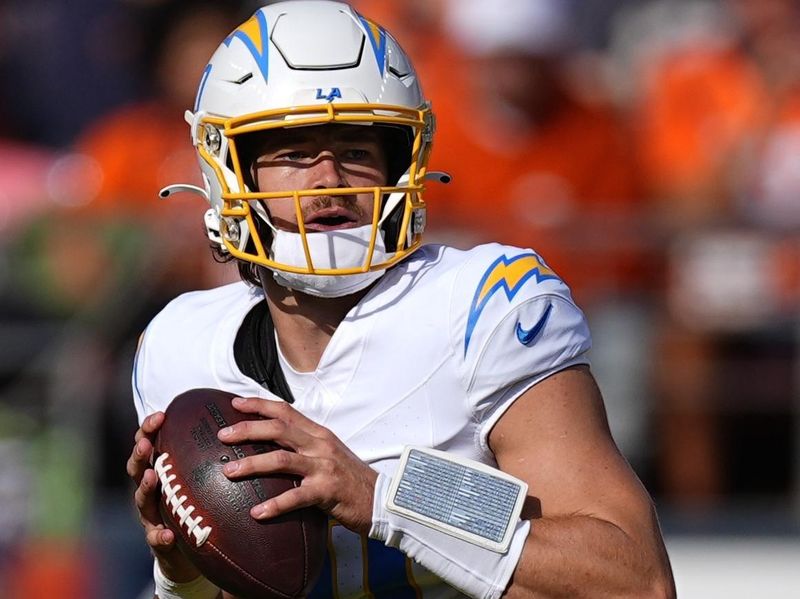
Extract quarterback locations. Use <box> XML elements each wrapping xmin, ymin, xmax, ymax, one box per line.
<box><xmin>126</xmin><ymin>2</ymin><xmax>675</xmax><ymax>598</ymax></box>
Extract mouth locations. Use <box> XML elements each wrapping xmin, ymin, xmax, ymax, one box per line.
<box><xmin>303</xmin><ymin>206</ymin><xmax>361</xmax><ymax>231</ymax></box>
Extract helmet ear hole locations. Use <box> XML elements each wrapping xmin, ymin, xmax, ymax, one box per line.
<box><xmin>251</xmin><ymin>210</ymin><xmax>273</xmax><ymax>246</ymax></box>
<box><xmin>378</xmin><ymin>125</ymin><xmax>414</xmax><ymax>186</ymax></box>
<box><xmin>377</xmin><ymin>125</ymin><xmax>416</xmax><ymax>252</ymax></box>
<box><xmin>380</xmin><ymin>197</ymin><xmax>405</xmax><ymax>252</ymax></box>
<box><xmin>228</xmin><ymin>139</ymin><xmax>258</xmax><ymax>191</ymax></box>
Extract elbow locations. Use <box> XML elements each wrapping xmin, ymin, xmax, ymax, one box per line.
<box><xmin>645</xmin><ymin>581</ymin><xmax>676</xmax><ymax>599</ymax></box>
<box><xmin>629</xmin><ymin>535</ymin><xmax>676</xmax><ymax>599</ymax></box>
<box><xmin>641</xmin><ymin>504</ymin><xmax>676</xmax><ymax>599</ymax></box>
<box><xmin>644</xmin><ymin>583</ymin><xmax>675</xmax><ymax>599</ymax></box>
<box><xmin>641</xmin><ymin>565</ymin><xmax>676</xmax><ymax>599</ymax></box>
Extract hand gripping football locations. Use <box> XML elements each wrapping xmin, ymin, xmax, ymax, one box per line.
<box><xmin>153</xmin><ymin>388</ymin><xmax>327</xmax><ymax>598</ymax></box>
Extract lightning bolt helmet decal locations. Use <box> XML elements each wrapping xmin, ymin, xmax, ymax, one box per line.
<box><xmin>357</xmin><ymin>15</ymin><xmax>387</xmax><ymax>75</ymax></box>
<box><xmin>223</xmin><ymin>11</ymin><xmax>270</xmax><ymax>82</ymax></box>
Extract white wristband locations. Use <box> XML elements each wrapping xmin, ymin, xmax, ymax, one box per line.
<box><xmin>369</xmin><ymin>460</ymin><xmax>530</xmax><ymax>599</ymax></box>
<box><xmin>153</xmin><ymin>560</ymin><xmax>220</xmax><ymax>599</ymax></box>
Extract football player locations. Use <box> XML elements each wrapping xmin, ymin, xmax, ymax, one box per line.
<box><xmin>126</xmin><ymin>2</ymin><xmax>675</xmax><ymax>598</ymax></box>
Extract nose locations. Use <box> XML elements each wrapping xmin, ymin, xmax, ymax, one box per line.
<box><xmin>310</xmin><ymin>151</ymin><xmax>345</xmax><ymax>189</ymax></box>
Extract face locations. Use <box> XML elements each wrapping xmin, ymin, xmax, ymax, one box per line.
<box><xmin>247</xmin><ymin>125</ymin><xmax>389</xmax><ymax>232</ymax></box>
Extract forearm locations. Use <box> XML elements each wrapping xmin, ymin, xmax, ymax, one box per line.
<box><xmin>489</xmin><ymin>368</ymin><xmax>675</xmax><ymax>598</ymax></box>
<box><xmin>506</xmin><ymin>514</ymin><xmax>674</xmax><ymax>599</ymax></box>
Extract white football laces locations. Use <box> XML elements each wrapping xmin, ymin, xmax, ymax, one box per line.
<box><xmin>154</xmin><ymin>453</ymin><xmax>213</xmax><ymax>547</ymax></box>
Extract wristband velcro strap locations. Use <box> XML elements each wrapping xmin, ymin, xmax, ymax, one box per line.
<box><xmin>370</xmin><ymin>447</ymin><xmax>530</xmax><ymax>599</ymax></box>
<box><xmin>153</xmin><ymin>561</ymin><xmax>219</xmax><ymax>599</ymax></box>
<box><xmin>386</xmin><ymin>446</ymin><xmax>527</xmax><ymax>553</ymax></box>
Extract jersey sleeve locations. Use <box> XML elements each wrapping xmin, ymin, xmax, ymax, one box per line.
<box><xmin>130</xmin><ymin>291</ymin><xmax>214</xmax><ymax>425</ymax></box>
<box><xmin>453</xmin><ymin>245</ymin><xmax>592</xmax><ymax>450</ymax></box>
<box><xmin>129</xmin><ymin>282</ymin><xmax>268</xmax><ymax>427</ymax></box>
<box><xmin>131</xmin><ymin>329</ymin><xmax>150</xmax><ymax>426</ymax></box>
<box><xmin>129</xmin><ymin>289</ymin><xmax>215</xmax><ymax>425</ymax></box>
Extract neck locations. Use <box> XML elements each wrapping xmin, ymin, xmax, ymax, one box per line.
<box><xmin>261</xmin><ymin>273</ymin><xmax>369</xmax><ymax>373</ymax></box>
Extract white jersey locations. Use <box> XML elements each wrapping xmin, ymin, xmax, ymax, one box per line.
<box><xmin>133</xmin><ymin>243</ymin><xmax>591</xmax><ymax>598</ymax></box>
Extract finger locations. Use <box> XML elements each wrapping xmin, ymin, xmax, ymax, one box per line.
<box><xmin>218</xmin><ymin>417</ymin><xmax>314</xmax><ymax>451</ymax></box>
<box><xmin>134</xmin><ymin>470</ymin><xmax>178</xmax><ymax>553</ymax></box>
<box><xmin>135</xmin><ymin>412</ymin><xmax>166</xmax><ymax>443</ymax></box>
<box><xmin>145</xmin><ymin>525</ymin><xmax>177</xmax><ymax>551</ymax></box>
<box><xmin>250</xmin><ymin>485</ymin><xmax>319</xmax><ymax>520</ymax></box>
<box><xmin>222</xmin><ymin>448</ymin><xmax>310</xmax><ymax>480</ymax></box>
<box><xmin>135</xmin><ymin>468</ymin><xmax>164</xmax><ymax>526</ymax></box>
<box><xmin>231</xmin><ymin>398</ymin><xmax>325</xmax><ymax>434</ymax></box>
<box><xmin>126</xmin><ymin>437</ymin><xmax>154</xmax><ymax>482</ymax></box>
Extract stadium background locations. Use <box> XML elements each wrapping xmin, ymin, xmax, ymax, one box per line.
<box><xmin>0</xmin><ymin>0</ymin><xmax>798</xmax><ymax>596</ymax></box>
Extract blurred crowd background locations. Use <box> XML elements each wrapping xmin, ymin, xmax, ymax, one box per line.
<box><xmin>1</xmin><ymin>0</ymin><xmax>799</xmax><ymax>596</ymax></box>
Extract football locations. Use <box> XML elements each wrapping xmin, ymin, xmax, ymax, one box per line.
<box><xmin>153</xmin><ymin>388</ymin><xmax>328</xmax><ymax>599</ymax></box>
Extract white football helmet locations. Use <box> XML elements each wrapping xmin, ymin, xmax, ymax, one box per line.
<box><xmin>162</xmin><ymin>0</ymin><xmax>442</xmax><ymax>296</ymax></box>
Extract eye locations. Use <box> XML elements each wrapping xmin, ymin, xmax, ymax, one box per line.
<box><xmin>278</xmin><ymin>150</ymin><xmax>312</xmax><ymax>162</ymax></box>
<box><xmin>343</xmin><ymin>148</ymin><xmax>370</xmax><ymax>161</ymax></box>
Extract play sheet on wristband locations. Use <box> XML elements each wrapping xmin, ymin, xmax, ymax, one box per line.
<box><xmin>386</xmin><ymin>446</ymin><xmax>528</xmax><ymax>553</ymax></box>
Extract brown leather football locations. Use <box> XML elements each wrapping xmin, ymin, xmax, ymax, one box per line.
<box><xmin>153</xmin><ymin>388</ymin><xmax>327</xmax><ymax>599</ymax></box>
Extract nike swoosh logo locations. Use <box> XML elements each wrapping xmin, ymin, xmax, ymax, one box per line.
<box><xmin>515</xmin><ymin>302</ymin><xmax>553</xmax><ymax>346</ymax></box>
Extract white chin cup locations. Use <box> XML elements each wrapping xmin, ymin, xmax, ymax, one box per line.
<box><xmin>270</xmin><ymin>224</ymin><xmax>393</xmax><ymax>297</ymax></box>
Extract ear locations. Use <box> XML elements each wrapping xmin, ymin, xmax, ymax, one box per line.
<box><xmin>249</xmin><ymin>160</ymin><xmax>260</xmax><ymax>192</ymax></box>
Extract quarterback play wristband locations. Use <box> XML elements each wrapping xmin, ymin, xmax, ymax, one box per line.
<box><xmin>153</xmin><ymin>561</ymin><xmax>220</xmax><ymax>599</ymax></box>
<box><xmin>370</xmin><ymin>447</ymin><xmax>531</xmax><ymax>599</ymax></box>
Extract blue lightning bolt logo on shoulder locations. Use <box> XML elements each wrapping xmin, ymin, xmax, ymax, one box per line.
<box><xmin>465</xmin><ymin>252</ymin><xmax>560</xmax><ymax>355</ymax></box>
